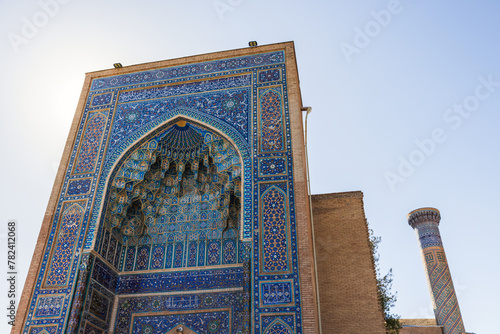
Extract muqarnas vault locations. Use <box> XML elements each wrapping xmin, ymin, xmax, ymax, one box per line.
<box><xmin>14</xmin><ymin>42</ymin><xmax>387</xmax><ymax>334</ymax></box>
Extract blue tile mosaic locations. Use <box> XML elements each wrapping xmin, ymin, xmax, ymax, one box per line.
<box><xmin>88</xmin><ymin>290</ymin><xmax>110</xmax><ymax>322</ymax></box>
<box><xmin>259</xmin><ymin>157</ymin><xmax>287</xmax><ymax>176</ymax></box>
<box><xmin>258</xmin><ymin>69</ymin><xmax>281</xmax><ymax>83</ymax></box>
<box><xmin>118</xmin><ymin>74</ymin><xmax>251</xmax><ymax>103</ymax></box>
<box><xmin>261</xmin><ymin>281</ymin><xmax>293</xmax><ymax>306</ymax></box>
<box><xmin>260</xmin><ymin>183</ymin><xmax>290</xmax><ymax>273</ymax></box>
<box><xmin>82</xmin><ymin>322</ymin><xmax>104</xmax><ymax>334</ymax></box>
<box><xmin>260</xmin><ymin>88</ymin><xmax>284</xmax><ymax>152</ymax></box>
<box><xmin>74</xmin><ymin>112</ymin><xmax>108</xmax><ymax>174</ymax></box>
<box><xmin>45</xmin><ymin>201</ymin><xmax>86</xmax><ymax>287</ymax></box>
<box><xmin>90</xmin><ymin>51</ymin><xmax>284</xmax><ymax>90</ymax></box>
<box><xmin>109</xmin><ymin>88</ymin><xmax>250</xmax><ymax>150</ymax></box>
<box><xmin>34</xmin><ymin>295</ymin><xmax>64</xmax><ymax>318</ymax></box>
<box><xmin>117</xmin><ymin>267</ymin><xmax>245</xmax><ymax>294</ymax></box>
<box><xmin>91</xmin><ymin>92</ymin><xmax>113</xmax><ymax>107</ymax></box>
<box><xmin>261</xmin><ymin>315</ymin><xmax>295</xmax><ymax>334</ymax></box>
<box><xmin>66</xmin><ymin>178</ymin><xmax>92</xmax><ymax>196</ymax></box>
<box><xmin>23</xmin><ymin>47</ymin><xmax>306</xmax><ymax>334</ymax></box>
<box><xmin>132</xmin><ymin>311</ymin><xmax>230</xmax><ymax>334</ymax></box>
<box><xmin>29</xmin><ymin>326</ymin><xmax>58</xmax><ymax>334</ymax></box>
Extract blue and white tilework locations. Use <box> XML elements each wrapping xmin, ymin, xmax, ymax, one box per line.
<box><xmin>24</xmin><ymin>50</ymin><xmax>304</xmax><ymax>334</ymax></box>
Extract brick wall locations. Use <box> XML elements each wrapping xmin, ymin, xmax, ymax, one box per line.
<box><xmin>312</xmin><ymin>191</ymin><xmax>386</xmax><ymax>333</ymax></box>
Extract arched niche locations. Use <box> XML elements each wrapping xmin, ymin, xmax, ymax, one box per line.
<box><xmin>95</xmin><ymin>118</ymin><xmax>247</xmax><ymax>272</ymax></box>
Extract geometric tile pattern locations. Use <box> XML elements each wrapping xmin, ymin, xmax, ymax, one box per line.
<box><xmin>261</xmin><ymin>315</ymin><xmax>295</xmax><ymax>334</ymax></box>
<box><xmin>265</xmin><ymin>322</ymin><xmax>293</xmax><ymax>334</ymax></box>
<box><xmin>45</xmin><ymin>201</ymin><xmax>86</xmax><ymax>287</ymax></box>
<box><xmin>259</xmin><ymin>157</ymin><xmax>287</xmax><ymax>176</ymax></box>
<box><xmin>260</xmin><ymin>183</ymin><xmax>289</xmax><ymax>273</ymax></box>
<box><xmin>258</xmin><ymin>69</ymin><xmax>281</xmax><ymax>83</ymax></box>
<box><xmin>91</xmin><ymin>92</ymin><xmax>113</xmax><ymax>107</ymax></box>
<box><xmin>116</xmin><ymin>267</ymin><xmax>247</xmax><ymax>294</ymax></box>
<box><xmin>408</xmin><ymin>208</ymin><xmax>443</xmax><ymax>249</ymax></box>
<box><xmin>74</xmin><ymin>112</ymin><xmax>107</xmax><ymax>174</ymax></box>
<box><xmin>82</xmin><ymin>322</ymin><xmax>104</xmax><ymax>334</ymax></box>
<box><xmin>34</xmin><ymin>295</ymin><xmax>65</xmax><ymax>318</ymax></box>
<box><xmin>424</xmin><ymin>248</ymin><xmax>466</xmax><ymax>334</ymax></box>
<box><xmin>91</xmin><ymin>256</ymin><xmax>119</xmax><ymax>292</ymax></box>
<box><xmin>28</xmin><ymin>326</ymin><xmax>58</xmax><ymax>334</ymax></box>
<box><xmin>415</xmin><ymin>222</ymin><xmax>443</xmax><ymax>248</ymax></box>
<box><xmin>260</xmin><ymin>88</ymin><xmax>284</xmax><ymax>152</ymax></box>
<box><xmin>66</xmin><ymin>253</ymin><xmax>91</xmax><ymax>334</ymax></box>
<box><xmin>76</xmin><ymin>255</ymin><xmax>116</xmax><ymax>334</ymax></box>
<box><xmin>253</xmin><ymin>70</ymin><xmax>301</xmax><ymax>331</ymax></box>
<box><xmin>66</xmin><ymin>178</ymin><xmax>92</xmax><ymax>196</ymax></box>
<box><xmin>89</xmin><ymin>290</ymin><xmax>110</xmax><ymax>322</ymax></box>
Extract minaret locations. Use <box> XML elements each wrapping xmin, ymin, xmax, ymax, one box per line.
<box><xmin>407</xmin><ymin>208</ymin><xmax>466</xmax><ymax>334</ymax></box>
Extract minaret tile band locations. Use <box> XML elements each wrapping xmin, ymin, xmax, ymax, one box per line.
<box><xmin>408</xmin><ymin>208</ymin><xmax>466</xmax><ymax>334</ymax></box>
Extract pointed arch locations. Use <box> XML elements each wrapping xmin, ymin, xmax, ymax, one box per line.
<box><xmin>264</xmin><ymin>318</ymin><xmax>293</xmax><ymax>334</ymax></box>
<box><xmin>85</xmin><ymin>107</ymin><xmax>254</xmax><ymax>253</ymax></box>
<box><xmin>95</xmin><ymin>118</ymin><xmax>246</xmax><ymax>271</ymax></box>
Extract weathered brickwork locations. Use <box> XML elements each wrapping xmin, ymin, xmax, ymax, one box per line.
<box><xmin>312</xmin><ymin>191</ymin><xmax>386</xmax><ymax>334</ymax></box>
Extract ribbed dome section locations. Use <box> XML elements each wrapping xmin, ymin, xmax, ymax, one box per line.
<box><xmin>161</xmin><ymin>123</ymin><xmax>204</xmax><ymax>161</ymax></box>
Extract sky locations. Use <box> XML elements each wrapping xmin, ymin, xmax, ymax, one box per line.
<box><xmin>0</xmin><ymin>0</ymin><xmax>498</xmax><ymax>333</ymax></box>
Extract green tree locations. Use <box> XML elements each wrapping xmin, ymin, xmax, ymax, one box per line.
<box><xmin>369</xmin><ymin>229</ymin><xmax>402</xmax><ymax>334</ymax></box>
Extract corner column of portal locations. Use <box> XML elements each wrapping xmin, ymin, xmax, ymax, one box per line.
<box><xmin>407</xmin><ymin>208</ymin><xmax>466</xmax><ymax>334</ymax></box>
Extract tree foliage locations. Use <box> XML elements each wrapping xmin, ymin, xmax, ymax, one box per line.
<box><xmin>369</xmin><ymin>229</ymin><xmax>402</xmax><ymax>334</ymax></box>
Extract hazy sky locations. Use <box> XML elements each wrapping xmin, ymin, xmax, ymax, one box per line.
<box><xmin>1</xmin><ymin>1</ymin><xmax>499</xmax><ymax>333</ymax></box>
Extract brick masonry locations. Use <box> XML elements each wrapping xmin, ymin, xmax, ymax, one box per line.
<box><xmin>312</xmin><ymin>191</ymin><xmax>386</xmax><ymax>334</ymax></box>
